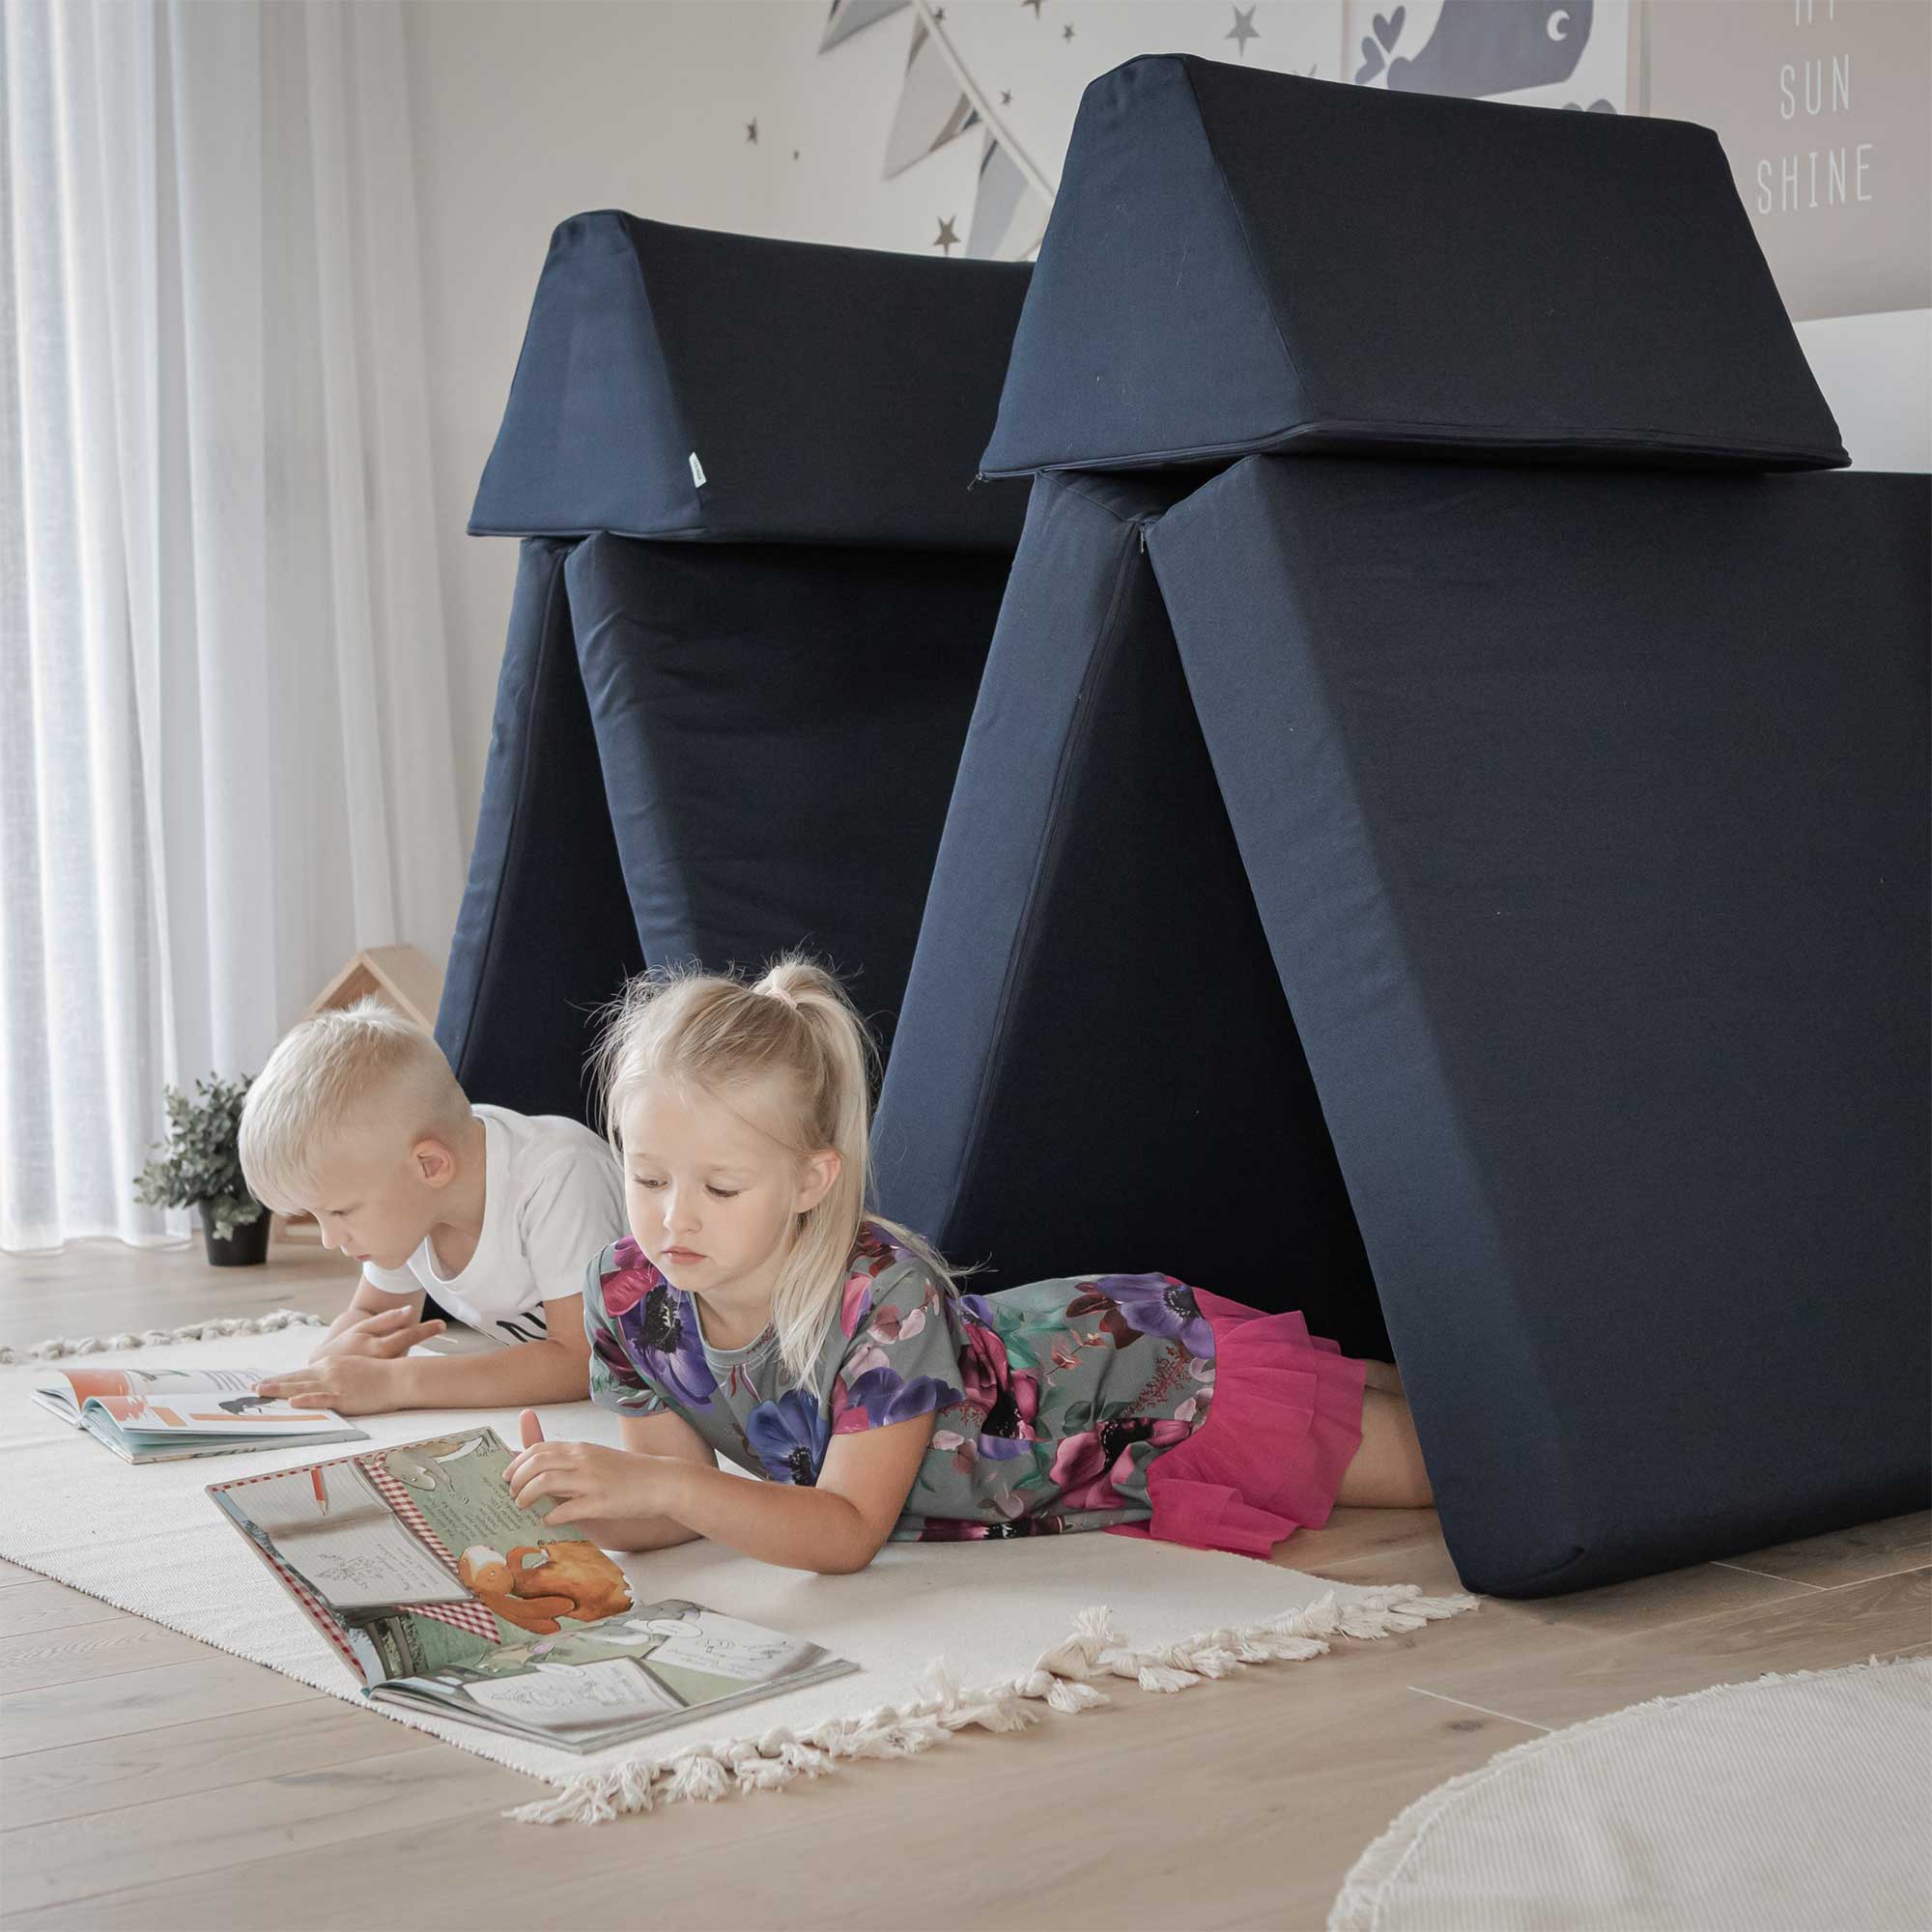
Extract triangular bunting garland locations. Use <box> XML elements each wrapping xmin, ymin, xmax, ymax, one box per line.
<box><xmin>966</xmin><ymin>132</ymin><xmax>1050</xmax><ymax>261</ymax></box>
<box><xmin>818</xmin><ymin>0</ymin><xmax>909</xmax><ymax>56</ymax></box>
<box><xmin>884</xmin><ymin>19</ymin><xmax>980</xmax><ymax>178</ymax></box>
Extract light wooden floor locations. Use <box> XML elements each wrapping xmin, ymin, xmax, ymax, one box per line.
<box><xmin>1</xmin><ymin>1240</ymin><xmax>1926</xmax><ymax>1932</ymax></box>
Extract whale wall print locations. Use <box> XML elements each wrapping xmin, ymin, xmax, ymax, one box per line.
<box><xmin>810</xmin><ymin>2</ymin><xmax>1633</xmax><ymax>267</ymax></box>
<box><xmin>1345</xmin><ymin>0</ymin><xmax>1630</xmax><ymax>110</ymax></box>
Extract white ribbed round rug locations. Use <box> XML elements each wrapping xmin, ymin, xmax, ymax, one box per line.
<box><xmin>1329</xmin><ymin>1655</ymin><xmax>1932</xmax><ymax>1931</ymax></box>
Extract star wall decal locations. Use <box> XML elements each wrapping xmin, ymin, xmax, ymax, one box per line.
<box><xmin>1000</xmin><ymin>89</ymin><xmax>1012</xmax><ymax>105</ymax></box>
<box><xmin>934</xmin><ymin>214</ymin><xmax>961</xmax><ymax>254</ymax></box>
<box><xmin>1227</xmin><ymin>6</ymin><xmax>1260</xmax><ymax>57</ymax></box>
<box><xmin>1022</xmin><ymin>0</ymin><xmax>1044</xmax><ymax>16</ymax></box>
<box><xmin>746</xmin><ymin>119</ymin><xmax>758</xmax><ymax>143</ymax></box>
<box><xmin>1062</xmin><ymin>22</ymin><xmax>1074</xmax><ymax>40</ymax></box>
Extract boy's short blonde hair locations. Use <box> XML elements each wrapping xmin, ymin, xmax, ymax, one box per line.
<box><xmin>240</xmin><ymin>998</ymin><xmax>470</xmax><ymax>1211</ymax></box>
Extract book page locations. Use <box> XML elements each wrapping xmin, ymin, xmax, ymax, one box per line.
<box><xmin>456</xmin><ymin>1657</ymin><xmax>684</xmax><ymax>1728</ymax></box>
<box><xmin>238</xmin><ymin>1462</ymin><xmax>468</xmax><ymax>1609</ymax></box>
<box><xmin>92</xmin><ymin>1394</ymin><xmax>353</xmax><ymax>1435</ymax></box>
<box><xmin>38</xmin><ymin>1367</ymin><xmax>270</xmax><ymax>1406</ymax></box>
<box><xmin>376</xmin><ymin>1431</ymin><xmax>571</xmax><ymax>1556</ymax></box>
<box><xmin>617</xmin><ymin>1609</ymin><xmax>823</xmax><ymax>1684</ymax></box>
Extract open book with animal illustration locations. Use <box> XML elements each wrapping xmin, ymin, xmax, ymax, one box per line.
<box><xmin>32</xmin><ymin>1365</ymin><xmax>367</xmax><ymax>1463</ymax></box>
<box><xmin>207</xmin><ymin>1425</ymin><xmax>857</xmax><ymax>1751</ymax></box>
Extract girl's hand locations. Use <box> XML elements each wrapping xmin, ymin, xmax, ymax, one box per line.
<box><xmin>255</xmin><ymin>1354</ymin><xmax>412</xmax><ymax>1416</ymax></box>
<box><xmin>502</xmin><ymin>1410</ymin><xmax>685</xmax><ymax>1527</ymax></box>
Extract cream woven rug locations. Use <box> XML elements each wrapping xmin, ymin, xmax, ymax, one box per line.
<box><xmin>1330</xmin><ymin>1655</ymin><xmax>1932</xmax><ymax>1931</ymax></box>
<box><xmin>0</xmin><ymin>1312</ymin><xmax>1476</xmax><ymax>1824</ymax></box>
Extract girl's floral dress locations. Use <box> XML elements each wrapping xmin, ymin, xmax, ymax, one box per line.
<box><xmin>583</xmin><ymin>1221</ymin><xmax>1367</xmax><ymax>1553</ymax></box>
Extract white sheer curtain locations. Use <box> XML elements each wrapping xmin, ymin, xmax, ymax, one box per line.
<box><xmin>1</xmin><ymin>0</ymin><xmax>465</xmax><ymax>1251</ymax></box>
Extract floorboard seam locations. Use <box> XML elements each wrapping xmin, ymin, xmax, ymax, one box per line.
<box><xmin>1404</xmin><ymin>1686</ymin><xmax>1551</xmax><ymax>1732</ymax></box>
<box><xmin>1709</xmin><ymin>1559</ymin><xmax>1830</xmax><ymax>1589</ymax></box>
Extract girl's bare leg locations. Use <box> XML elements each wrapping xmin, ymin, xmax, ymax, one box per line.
<box><xmin>1334</xmin><ymin>1386</ymin><xmax>1433</xmax><ymax>1508</ymax></box>
<box><xmin>1359</xmin><ymin>1358</ymin><xmax>1405</xmax><ymax>1394</ymax></box>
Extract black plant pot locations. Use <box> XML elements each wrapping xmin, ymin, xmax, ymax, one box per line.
<box><xmin>203</xmin><ymin>1211</ymin><xmax>271</xmax><ymax>1267</ymax></box>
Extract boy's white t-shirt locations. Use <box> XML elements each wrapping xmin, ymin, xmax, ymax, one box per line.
<box><xmin>362</xmin><ymin>1105</ymin><xmax>625</xmax><ymax>1347</ymax></box>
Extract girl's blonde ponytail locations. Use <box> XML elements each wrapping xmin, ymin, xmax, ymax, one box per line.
<box><xmin>751</xmin><ymin>958</ymin><xmax>876</xmax><ymax>1381</ymax></box>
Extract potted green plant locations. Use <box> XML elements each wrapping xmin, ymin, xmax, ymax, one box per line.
<box><xmin>132</xmin><ymin>1074</ymin><xmax>270</xmax><ymax>1266</ymax></box>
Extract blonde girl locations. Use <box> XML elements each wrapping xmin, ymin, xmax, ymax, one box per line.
<box><xmin>502</xmin><ymin>958</ymin><xmax>1429</xmax><ymax>1572</ymax></box>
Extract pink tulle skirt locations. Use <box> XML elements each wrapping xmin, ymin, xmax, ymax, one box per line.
<box><xmin>1111</xmin><ymin>1291</ymin><xmax>1369</xmax><ymax>1558</ymax></box>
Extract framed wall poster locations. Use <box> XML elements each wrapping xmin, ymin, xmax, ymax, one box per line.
<box><xmin>1641</xmin><ymin>0</ymin><xmax>1931</xmax><ymax>322</ymax></box>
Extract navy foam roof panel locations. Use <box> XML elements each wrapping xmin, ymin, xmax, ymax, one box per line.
<box><xmin>980</xmin><ymin>56</ymin><xmax>1847</xmax><ymax>478</ymax></box>
<box><xmin>873</xmin><ymin>471</ymin><xmax>1387</xmax><ymax>1361</ymax></box>
<box><xmin>1149</xmin><ymin>457</ymin><xmax>1928</xmax><ymax>1598</ymax></box>
<box><xmin>471</xmin><ymin>212</ymin><xmax>1033</xmax><ymax>550</ymax></box>
<box><xmin>436</xmin><ymin>537</ymin><xmax>644</xmax><ymax>1125</ymax></box>
<box><xmin>565</xmin><ymin>531</ymin><xmax>1009</xmax><ymax>1063</ymax></box>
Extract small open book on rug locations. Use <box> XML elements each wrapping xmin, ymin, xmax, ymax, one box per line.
<box><xmin>31</xmin><ymin>1365</ymin><xmax>367</xmax><ymax>1462</ymax></box>
<box><xmin>208</xmin><ymin>1424</ymin><xmax>857</xmax><ymax>1752</ymax></box>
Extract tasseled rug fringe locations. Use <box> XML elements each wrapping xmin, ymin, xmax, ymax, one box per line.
<box><xmin>0</xmin><ymin>1308</ymin><xmax>327</xmax><ymax>1364</ymax></box>
<box><xmin>507</xmin><ymin>1582</ymin><xmax>1479</xmax><ymax>1826</ymax></box>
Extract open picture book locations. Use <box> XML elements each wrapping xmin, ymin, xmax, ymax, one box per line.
<box><xmin>207</xmin><ymin>1425</ymin><xmax>858</xmax><ymax>1752</ymax></box>
<box><xmin>32</xmin><ymin>1366</ymin><xmax>368</xmax><ymax>1463</ymax></box>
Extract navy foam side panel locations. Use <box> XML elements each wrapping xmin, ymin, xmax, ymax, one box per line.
<box><xmin>873</xmin><ymin>473</ymin><xmax>1386</xmax><ymax>1358</ymax></box>
<box><xmin>470</xmin><ymin>212</ymin><xmax>1032</xmax><ymax>550</ymax></box>
<box><xmin>981</xmin><ymin>56</ymin><xmax>1845</xmax><ymax>477</ymax></box>
<box><xmin>436</xmin><ymin>538</ymin><xmax>644</xmax><ymax>1124</ymax></box>
<box><xmin>565</xmin><ymin>533</ymin><xmax>1009</xmax><ymax>1062</ymax></box>
<box><xmin>1151</xmin><ymin>458</ymin><xmax>1930</xmax><ymax>1597</ymax></box>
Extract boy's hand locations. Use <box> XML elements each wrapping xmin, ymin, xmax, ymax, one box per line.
<box><xmin>255</xmin><ymin>1355</ymin><xmax>413</xmax><ymax>1417</ymax></box>
<box><xmin>501</xmin><ymin>1409</ymin><xmax>685</xmax><ymax>1526</ymax></box>
<box><xmin>312</xmin><ymin>1305</ymin><xmax>446</xmax><ymax>1363</ymax></box>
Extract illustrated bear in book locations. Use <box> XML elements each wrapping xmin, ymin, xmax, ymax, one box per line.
<box><xmin>457</xmin><ymin>1541</ymin><xmax>634</xmax><ymax>1634</ymax></box>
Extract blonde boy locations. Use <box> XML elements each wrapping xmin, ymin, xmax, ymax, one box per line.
<box><xmin>239</xmin><ymin>999</ymin><xmax>623</xmax><ymax>1416</ymax></box>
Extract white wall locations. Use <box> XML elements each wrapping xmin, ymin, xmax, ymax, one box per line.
<box><xmin>405</xmin><ymin>2</ymin><xmax>782</xmax><ymax>818</ymax></box>
<box><xmin>1797</xmin><ymin>310</ymin><xmax>1932</xmax><ymax>473</ymax></box>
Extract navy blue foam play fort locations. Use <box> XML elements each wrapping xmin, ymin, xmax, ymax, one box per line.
<box><xmin>445</xmin><ymin>216</ymin><xmax>1037</xmax><ymax>1113</ymax></box>
<box><xmin>873</xmin><ymin>471</ymin><xmax>1388</xmax><ymax>1362</ymax></box>
<box><xmin>472</xmin><ymin>212</ymin><xmax>1032</xmax><ymax>549</ymax></box>
<box><xmin>564</xmin><ymin>530</ymin><xmax>1007</xmax><ymax>1066</ymax></box>
<box><xmin>981</xmin><ymin>56</ymin><xmax>1847</xmax><ymax>479</ymax></box>
<box><xmin>436</xmin><ymin>537</ymin><xmax>643</xmax><ymax>1125</ymax></box>
<box><xmin>1149</xmin><ymin>457</ymin><xmax>1928</xmax><ymax>1596</ymax></box>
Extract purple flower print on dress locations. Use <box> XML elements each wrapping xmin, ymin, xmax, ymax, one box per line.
<box><xmin>835</xmin><ymin>1367</ymin><xmax>963</xmax><ymax>1433</ymax></box>
<box><xmin>1065</xmin><ymin>1273</ymin><xmax>1213</xmax><ymax>1357</ymax></box>
<box><xmin>616</xmin><ymin>1275</ymin><xmax>717</xmax><ymax>1410</ymax></box>
<box><xmin>1048</xmin><ymin>1413</ymin><xmax>1193</xmax><ymax>1512</ymax></box>
<box><xmin>746</xmin><ymin>1389</ymin><xmax>830</xmax><ymax>1486</ymax></box>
